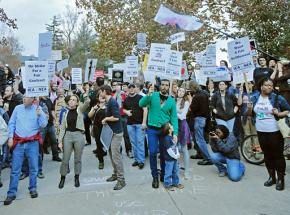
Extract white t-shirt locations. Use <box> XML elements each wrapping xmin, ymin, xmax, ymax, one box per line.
<box><xmin>254</xmin><ymin>96</ymin><xmax>279</xmax><ymax>132</ymax></box>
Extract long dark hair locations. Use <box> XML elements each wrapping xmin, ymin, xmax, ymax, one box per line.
<box><xmin>5</xmin><ymin>66</ymin><xmax>14</xmax><ymax>80</ymax></box>
<box><xmin>215</xmin><ymin>124</ymin><xmax>229</xmax><ymax>139</ymax></box>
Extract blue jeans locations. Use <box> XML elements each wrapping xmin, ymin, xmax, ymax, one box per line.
<box><xmin>178</xmin><ymin>143</ymin><xmax>190</xmax><ymax>178</ymax></box>
<box><xmin>194</xmin><ymin>117</ymin><xmax>211</xmax><ymax>160</ymax></box>
<box><xmin>210</xmin><ymin>152</ymin><xmax>245</xmax><ymax>182</ymax></box>
<box><xmin>2</xmin><ymin>143</ymin><xmax>10</xmax><ymax>165</ymax></box>
<box><xmin>127</xmin><ymin>124</ymin><xmax>145</xmax><ymax>163</ymax></box>
<box><xmin>216</xmin><ymin>118</ymin><xmax>235</xmax><ymax>133</ymax></box>
<box><xmin>146</xmin><ymin>128</ymin><xmax>165</xmax><ymax>178</ymax></box>
<box><xmin>42</xmin><ymin>124</ymin><xmax>58</xmax><ymax>158</ymax></box>
<box><xmin>7</xmin><ymin>141</ymin><xmax>39</xmax><ymax>197</ymax></box>
<box><xmin>164</xmin><ymin>160</ymin><xmax>179</xmax><ymax>187</ymax></box>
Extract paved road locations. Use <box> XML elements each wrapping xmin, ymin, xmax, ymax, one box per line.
<box><xmin>0</xmin><ymin>143</ymin><xmax>289</xmax><ymax>215</ymax></box>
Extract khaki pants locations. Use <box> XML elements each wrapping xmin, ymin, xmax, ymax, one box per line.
<box><xmin>242</xmin><ymin>117</ymin><xmax>257</xmax><ymax>137</ymax></box>
<box><xmin>60</xmin><ymin>131</ymin><xmax>85</xmax><ymax>176</ymax></box>
<box><xmin>109</xmin><ymin>133</ymin><xmax>125</xmax><ymax>181</ymax></box>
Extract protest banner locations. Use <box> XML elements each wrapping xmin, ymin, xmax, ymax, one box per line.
<box><xmin>112</xmin><ymin>70</ymin><xmax>124</xmax><ymax>83</ymax></box>
<box><xmin>200</xmin><ymin>66</ymin><xmax>231</xmax><ymax>82</ymax></box>
<box><xmin>126</xmin><ymin>56</ymin><xmax>139</xmax><ymax>77</ymax></box>
<box><xmin>137</xmin><ymin>33</ymin><xmax>147</xmax><ymax>49</ymax></box>
<box><xmin>154</xmin><ymin>4</ymin><xmax>203</xmax><ymax>31</ymax></box>
<box><xmin>49</xmin><ymin>50</ymin><xmax>62</xmax><ymax>61</ymax></box>
<box><xmin>92</xmin><ymin>70</ymin><xmax>104</xmax><ymax>82</ymax></box>
<box><xmin>165</xmin><ymin>50</ymin><xmax>183</xmax><ymax>79</ymax></box>
<box><xmin>228</xmin><ymin>36</ymin><xmax>255</xmax><ymax>84</ymax></box>
<box><xmin>113</xmin><ymin>63</ymin><xmax>129</xmax><ymax>82</ymax></box>
<box><xmin>56</xmin><ymin>59</ymin><xmax>69</xmax><ymax>72</ymax></box>
<box><xmin>24</xmin><ymin>61</ymin><xmax>49</xmax><ymax>97</ymax></box>
<box><xmin>169</xmin><ymin>32</ymin><xmax>185</xmax><ymax>44</ymax></box>
<box><xmin>71</xmin><ymin>68</ymin><xmax>83</xmax><ymax>84</ymax></box>
<box><xmin>147</xmin><ymin>43</ymin><xmax>171</xmax><ymax>78</ymax></box>
<box><xmin>194</xmin><ymin>51</ymin><xmax>204</xmax><ymax>65</ymax></box>
<box><xmin>48</xmin><ymin>61</ymin><xmax>56</xmax><ymax>81</ymax></box>
<box><xmin>84</xmin><ymin>59</ymin><xmax>98</xmax><ymax>82</ymax></box>
<box><xmin>195</xmin><ymin>69</ymin><xmax>207</xmax><ymax>86</ymax></box>
<box><xmin>38</xmin><ymin>32</ymin><xmax>53</xmax><ymax>60</ymax></box>
<box><xmin>20</xmin><ymin>66</ymin><xmax>27</xmax><ymax>89</ymax></box>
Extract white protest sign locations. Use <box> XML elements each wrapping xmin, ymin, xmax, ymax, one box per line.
<box><xmin>71</xmin><ymin>68</ymin><xmax>83</xmax><ymax>84</ymax></box>
<box><xmin>107</xmin><ymin>68</ymin><xmax>113</xmax><ymax>79</ymax></box>
<box><xmin>20</xmin><ymin>66</ymin><xmax>27</xmax><ymax>89</ymax></box>
<box><xmin>137</xmin><ymin>33</ymin><xmax>147</xmax><ymax>49</ymax></box>
<box><xmin>200</xmin><ymin>66</ymin><xmax>231</xmax><ymax>82</ymax></box>
<box><xmin>49</xmin><ymin>50</ymin><xmax>62</xmax><ymax>61</ymax></box>
<box><xmin>194</xmin><ymin>51</ymin><xmax>204</xmax><ymax>65</ymax></box>
<box><xmin>84</xmin><ymin>59</ymin><xmax>98</xmax><ymax>82</ymax></box>
<box><xmin>24</xmin><ymin>61</ymin><xmax>49</xmax><ymax>97</ymax></box>
<box><xmin>202</xmin><ymin>44</ymin><xmax>216</xmax><ymax>67</ymax></box>
<box><xmin>113</xmin><ymin>63</ymin><xmax>129</xmax><ymax>82</ymax></box>
<box><xmin>165</xmin><ymin>50</ymin><xmax>183</xmax><ymax>79</ymax></box>
<box><xmin>126</xmin><ymin>56</ymin><xmax>139</xmax><ymax>77</ymax></box>
<box><xmin>169</xmin><ymin>32</ymin><xmax>185</xmax><ymax>44</ymax></box>
<box><xmin>147</xmin><ymin>43</ymin><xmax>171</xmax><ymax>78</ymax></box>
<box><xmin>48</xmin><ymin>61</ymin><xmax>56</xmax><ymax>81</ymax></box>
<box><xmin>195</xmin><ymin>69</ymin><xmax>207</xmax><ymax>86</ymax></box>
<box><xmin>57</xmin><ymin>59</ymin><xmax>69</xmax><ymax>71</ymax></box>
<box><xmin>228</xmin><ymin>36</ymin><xmax>255</xmax><ymax>84</ymax></box>
<box><xmin>38</xmin><ymin>32</ymin><xmax>53</xmax><ymax>60</ymax></box>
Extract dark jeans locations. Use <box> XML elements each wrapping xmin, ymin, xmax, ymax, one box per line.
<box><xmin>146</xmin><ymin>127</ymin><xmax>165</xmax><ymax>179</ymax></box>
<box><xmin>42</xmin><ymin>124</ymin><xmax>59</xmax><ymax>159</ymax></box>
<box><xmin>257</xmin><ymin>131</ymin><xmax>285</xmax><ymax>173</ymax></box>
<box><xmin>121</xmin><ymin>116</ymin><xmax>131</xmax><ymax>152</ymax></box>
<box><xmin>95</xmin><ymin>128</ymin><xmax>106</xmax><ymax>163</ymax></box>
<box><xmin>83</xmin><ymin>113</ymin><xmax>92</xmax><ymax>145</ymax></box>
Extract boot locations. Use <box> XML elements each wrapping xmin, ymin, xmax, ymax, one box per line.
<box><xmin>276</xmin><ymin>172</ymin><xmax>285</xmax><ymax>191</ymax></box>
<box><xmin>75</xmin><ymin>175</ymin><xmax>80</xmax><ymax>187</ymax></box>
<box><xmin>58</xmin><ymin>176</ymin><xmax>65</xmax><ymax>189</ymax></box>
<box><xmin>264</xmin><ymin>169</ymin><xmax>276</xmax><ymax>187</ymax></box>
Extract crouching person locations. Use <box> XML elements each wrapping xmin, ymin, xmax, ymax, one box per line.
<box><xmin>209</xmin><ymin>125</ymin><xmax>245</xmax><ymax>182</ymax></box>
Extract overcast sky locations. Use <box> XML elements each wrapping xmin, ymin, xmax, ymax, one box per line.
<box><xmin>1</xmin><ymin>0</ymin><xmax>76</xmax><ymax>56</ymax></box>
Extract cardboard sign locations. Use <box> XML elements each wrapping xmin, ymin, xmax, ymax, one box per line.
<box><xmin>112</xmin><ymin>70</ymin><xmax>124</xmax><ymax>83</ymax></box>
<box><xmin>228</xmin><ymin>36</ymin><xmax>255</xmax><ymax>84</ymax></box>
<box><xmin>49</xmin><ymin>50</ymin><xmax>62</xmax><ymax>61</ymax></box>
<box><xmin>147</xmin><ymin>43</ymin><xmax>171</xmax><ymax>77</ymax></box>
<box><xmin>84</xmin><ymin>59</ymin><xmax>98</xmax><ymax>82</ymax></box>
<box><xmin>125</xmin><ymin>56</ymin><xmax>139</xmax><ymax>77</ymax></box>
<box><xmin>38</xmin><ymin>32</ymin><xmax>52</xmax><ymax>60</ymax></box>
<box><xmin>137</xmin><ymin>33</ymin><xmax>147</xmax><ymax>49</ymax></box>
<box><xmin>56</xmin><ymin>59</ymin><xmax>69</xmax><ymax>71</ymax></box>
<box><xmin>165</xmin><ymin>50</ymin><xmax>183</xmax><ymax>79</ymax></box>
<box><xmin>24</xmin><ymin>61</ymin><xmax>49</xmax><ymax>97</ymax></box>
<box><xmin>169</xmin><ymin>32</ymin><xmax>185</xmax><ymax>44</ymax></box>
<box><xmin>71</xmin><ymin>68</ymin><xmax>83</xmax><ymax>84</ymax></box>
<box><xmin>48</xmin><ymin>61</ymin><xmax>56</xmax><ymax>81</ymax></box>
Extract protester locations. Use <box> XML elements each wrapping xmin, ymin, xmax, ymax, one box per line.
<box><xmin>161</xmin><ymin>123</ymin><xmax>184</xmax><ymax>190</ymax></box>
<box><xmin>58</xmin><ymin>94</ymin><xmax>88</xmax><ymax>189</ymax></box>
<box><xmin>272</xmin><ymin>61</ymin><xmax>290</xmax><ymax>102</ymax></box>
<box><xmin>49</xmin><ymin>83</ymin><xmax>58</xmax><ymax>104</ymax></box>
<box><xmin>100</xmin><ymin>85</ymin><xmax>126</xmax><ymax>190</ymax></box>
<box><xmin>3</xmin><ymin>85</ymin><xmax>23</xmax><ymax>117</ymax></box>
<box><xmin>4</xmin><ymin>95</ymin><xmax>48</xmax><ymax>205</ymax></box>
<box><xmin>4</xmin><ymin>65</ymin><xmax>15</xmax><ymax>87</ymax></box>
<box><xmin>88</xmin><ymin>91</ymin><xmax>106</xmax><ymax>169</ymax></box>
<box><xmin>0</xmin><ymin>94</ymin><xmax>10</xmax><ymax>169</ymax></box>
<box><xmin>253</xmin><ymin>56</ymin><xmax>273</xmax><ymax>87</ymax></box>
<box><xmin>209</xmin><ymin>125</ymin><xmax>245</xmax><ymax>181</ymax></box>
<box><xmin>248</xmin><ymin>77</ymin><xmax>290</xmax><ymax>191</ymax></box>
<box><xmin>53</xmin><ymin>88</ymin><xmax>67</xmax><ymax>140</ymax></box>
<box><xmin>175</xmin><ymin>86</ymin><xmax>191</xmax><ymax>179</ymax></box>
<box><xmin>139</xmin><ymin>79</ymin><xmax>178</xmax><ymax>189</ymax></box>
<box><xmin>123</xmin><ymin>83</ymin><xmax>148</xmax><ymax>169</ymax></box>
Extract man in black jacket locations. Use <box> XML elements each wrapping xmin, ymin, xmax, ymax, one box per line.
<box><xmin>3</xmin><ymin>85</ymin><xmax>23</xmax><ymax>117</ymax></box>
<box><xmin>187</xmin><ymin>81</ymin><xmax>212</xmax><ymax>165</ymax></box>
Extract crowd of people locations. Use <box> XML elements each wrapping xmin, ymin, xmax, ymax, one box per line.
<box><xmin>0</xmin><ymin>56</ymin><xmax>290</xmax><ymax>206</ymax></box>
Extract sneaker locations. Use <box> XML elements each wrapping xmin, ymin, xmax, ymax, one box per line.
<box><xmin>4</xmin><ymin>196</ymin><xmax>16</xmax><ymax>206</ymax></box>
<box><xmin>164</xmin><ymin>185</ymin><xmax>175</xmax><ymax>191</ymax></box>
<box><xmin>173</xmin><ymin>184</ymin><xmax>184</xmax><ymax>189</ymax></box>
<box><xmin>190</xmin><ymin>154</ymin><xmax>203</xmax><ymax>159</ymax></box>
<box><xmin>98</xmin><ymin>162</ymin><xmax>104</xmax><ymax>170</ymax></box>
<box><xmin>30</xmin><ymin>191</ymin><xmax>38</xmax><ymax>198</ymax></box>
<box><xmin>132</xmin><ymin>161</ymin><xmax>139</xmax><ymax>167</ymax></box>
<box><xmin>106</xmin><ymin>174</ymin><xmax>117</xmax><ymax>182</ymax></box>
<box><xmin>197</xmin><ymin>159</ymin><xmax>213</xmax><ymax>165</ymax></box>
<box><xmin>19</xmin><ymin>173</ymin><xmax>28</xmax><ymax>180</ymax></box>
<box><xmin>93</xmin><ymin>149</ymin><xmax>97</xmax><ymax>154</ymax></box>
<box><xmin>52</xmin><ymin>157</ymin><xmax>62</xmax><ymax>162</ymax></box>
<box><xmin>138</xmin><ymin>163</ymin><xmax>144</xmax><ymax>169</ymax></box>
<box><xmin>218</xmin><ymin>171</ymin><xmax>227</xmax><ymax>177</ymax></box>
<box><xmin>113</xmin><ymin>180</ymin><xmax>126</xmax><ymax>190</ymax></box>
<box><xmin>37</xmin><ymin>172</ymin><xmax>45</xmax><ymax>179</ymax></box>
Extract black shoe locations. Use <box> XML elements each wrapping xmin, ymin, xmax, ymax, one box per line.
<box><xmin>43</xmin><ymin>149</ymin><xmax>50</xmax><ymax>154</ymax></box>
<box><xmin>264</xmin><ymin>169</ymin><xmax>276</xmax><ymax>187</ymax></box>
<box><xmin>93</xmin><ymin>149</ymin><xmax>97</xmax><ymax>154</ymax></box>
<box><xmin>190</xmin><ymin>154</ymin><xmax>203</xmax><ymax>159</ymax></box>
<box><xmin>75</xmin><ymin>175</ymin><xmax>80</xmax><ymax>188</ymax></box>
<box><xmin>160</xmin><ymin>175</ymin><xmax>164</xmax><ymax>182</ymax></box>
<box><xmin>30</xmin><ymin>191</ymin><xmax>38</xmax><ymax>198</ymax></box>
<box><xmin>113</xmin><ymin>180</ymin><xmax>126</xmax><ymax>190</ymax></box>
<box><xmin>197</xmin><ymin>159</ymin><xmax>213</xmax><ymax>165</ymax></box>
<box><xmin>152</xmin><ymin>178</ymin><xmax>159</xmax><ymax>189</ymax></box>
<box><xmin>52</xmin><ymin>157</ymin><xmax>62</xmax><ymax>162</ymax></box>
<box><xmin>37</xmin><ymin>172</ymin><xmax>45</xmax><ymax>179</ymax></box>
<box><xmin>19</xmin><ymin>173</ymin><xmax>28</xmax><ymax>180</ymax></box>
<box><xmin>4</xmin><ymin>196</ymin><xmax>16</xmax><ymax>205</ymax></box>
<box><xmin>85</xmin><ymin>143</ymin><xmax>91</xmax><ymax>146</ymax></box>
<box><xmin>276</xmin><ymin>172</ymin><xmax>285</xmax><ymax>191</ymax></box>
<box><xmin>58</xmin><ymin>176</ymin><xmax>65</xmax><ymax>189</ymax></box>
<box><xmin>132</xmin><ymin>161</ymin><xmax>139</xmax><ymax>167</ymax></box>
<box><xmin>106</xmin><ymin>174</ymin><xmax>117</xmax><ymax>182</ymax></box>
<box><xmin>138</xmin><ymin>163</ymin><xmax>144</xmax><ymax>169</ymax></box>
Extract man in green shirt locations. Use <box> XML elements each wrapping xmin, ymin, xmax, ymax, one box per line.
<box><xmin>139</xmin><ymin>79</ymin><xmax>178</xmax><ymax>189</ymax></box>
